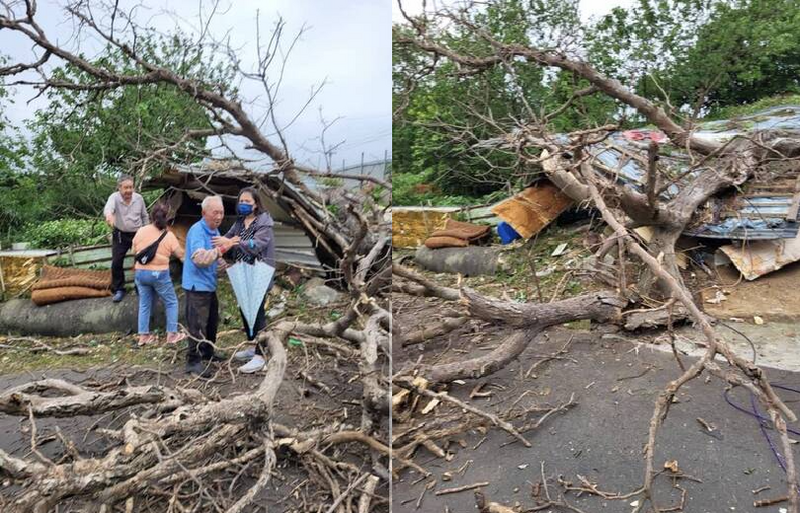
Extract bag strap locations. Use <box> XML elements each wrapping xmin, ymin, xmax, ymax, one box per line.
<box><xmin>153</xmin><ymin>229</ymin><xmax>168</xmax><ymax>245</ymax></box>
<box><xmin>141</xmin><ymin>230</ymin><xmax>168</xmax><ymax>254</ymax></box>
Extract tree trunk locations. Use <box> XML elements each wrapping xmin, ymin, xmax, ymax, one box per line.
<box><xmin>404</xmin><ymin>290</ymin><xmax>625</xmax><ymax>383</ymax></box>
<box><xmin>0</xmin><ymin>296</ymin><xmax>170</xmax><ymax>337</ymax></box>
<box><xmin>636</xmin><ymin>227</ymin><xmax>682</xmax><ymax>299</ymax></box>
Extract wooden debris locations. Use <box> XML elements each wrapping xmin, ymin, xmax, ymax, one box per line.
<box><xmin>489</xmin><ymin>181</ymin><xmax>573</xmax><ymax>239</ymax></box>
<box><xmin>435</xmin><ymin>481</ymin><xmax>489</xmax><ymax>496</ymax></box>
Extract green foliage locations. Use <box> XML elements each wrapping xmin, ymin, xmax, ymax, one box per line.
<box><xmin>589</xmin><ymin>0</ymin><xmax>800</xmax><ymax>113</ymax></box>
<box><xmin>0</xmin><ymin>58</ymin><xmax>32</xmax><ymax>230</ymax></box>
<box><xmin>20</xmin><ymin>218</ymin><xmax>110</xmax><ymax>249</ymax></box>
<box><xmin>393</xmin><ymin>0</ymin><xmax>616</xmax><ymax>199</ymax></box>
<box><xmin>28</xmin><ymin>32</ymin><xmax>235</xmax><ymax>180</ymax></box>
<box><xmin>0</xmin><ymin>32</ymin><xmax>236</xmax><ymax>240</ymax></box>
<box><xmin>395</xmin><ymin>0</ymin><xmax>800</xmax><ymax>205</ymax></box>
<box><xmin>393</xmin><ymin>168</ymin><xmax>507</xmax><ymax>206</ymax></box>
<box><xmin>369</xmin><ymin>185</ymin><xmax>387</xmax><ymax>205</ymax></box>
<box><xmin>319</xmin><ymin>177</ymin><xmax>345</xmax><ymax>188</ymax></box>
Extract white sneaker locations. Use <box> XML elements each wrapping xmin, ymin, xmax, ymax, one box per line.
<box><xmin>238</xmin><ymin>355</ymin><xmax>266</xmax><ymax>374</ymax></box>
<box><xmin>233</xmin><ymin>347</ymin><xmax>257</xmax><ymax>361</ymax></box>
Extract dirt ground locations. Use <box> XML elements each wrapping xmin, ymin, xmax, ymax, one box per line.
<box><xmin>702</xmin><ymin>261</ymin><xmax>800</xmax><ymax>322</ymax></box>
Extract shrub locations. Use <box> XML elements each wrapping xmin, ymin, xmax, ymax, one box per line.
<box><xmin>21</xmin><ymin>218</ymin><xmax>110</xmax><ymax>249</ymax></box>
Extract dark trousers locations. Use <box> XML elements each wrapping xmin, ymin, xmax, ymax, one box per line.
<box><xmin>111</xmin><ymin>229</ymin><xmax>136</xmax><ymax>292</ymax></box>
<box><xmin>185</xmin><ymin>290</ymin><xmax>218</xmax><ymax>364</ymax></box>
<box><xmin>240</xmin><ymin>294</ymin><xmax>267</xmax><ymax>355</ymax></box>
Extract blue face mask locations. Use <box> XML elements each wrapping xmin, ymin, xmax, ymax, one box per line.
<box><xmin>237</xmin><ymin>203</ymin><xmax>254</xmax><ymax>216</ymax></box>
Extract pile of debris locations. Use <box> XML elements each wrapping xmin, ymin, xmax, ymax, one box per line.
<box><xmin>394</xmin><ymin>106</ymin><xmax>800</xmax><ymax>290</ymax></box>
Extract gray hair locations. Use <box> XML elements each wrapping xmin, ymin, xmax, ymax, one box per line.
<box><xmin>201</xmin><ymin>195</ymin><xmax>223</xmax><ymax>211</ymax></box>
<box><xmin>117</xmin><ymin>174</ymin><xmax>134</xmax><ymax>186</ymax></box>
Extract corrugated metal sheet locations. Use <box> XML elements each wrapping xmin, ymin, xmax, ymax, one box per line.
<box><xmin>582</xmin><ymin>106</ymin><xmax>800</xmax><ymax>240</ymax></box>
<box><xmin>477</xmin><ymin>105</ymin><xmax>800</xmax><ymax>240</ymax></box>
<box><xmin>684</xmin><ymin>168</ymin><xmax>800</xmax><ymax>239</ymax></box>
<box><xmin>590</xmin><ymin>106</ymin><xmax>800</xmax><ymax>240</ymax></box>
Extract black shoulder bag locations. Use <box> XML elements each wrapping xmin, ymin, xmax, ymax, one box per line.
<box><xmin>134</xmin><ymin>230</ymin><xmax>168</xmax><ymax>265</ymax></box>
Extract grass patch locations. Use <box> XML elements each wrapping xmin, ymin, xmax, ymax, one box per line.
<box><xmin>0</xmin><ymin>276</ymin><xmax>345</xmax><ymax>374</ymax></box>
<box><xmin>0</xmin><ymin>332</ymin><xmax>169</xmax><ymax>374</ymax></box>
<box><xmin>400</xmin><ymin>222</ymin><xmax>603</xmax><ymax>302</ymax></box>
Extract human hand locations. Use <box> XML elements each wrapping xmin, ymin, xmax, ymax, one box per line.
<box><xmin>212</xmin><ymin>236</ymin><xmax>240</xmax><ymax>252</ymax></box>
<box><xmin>105</xmin><ymin>214</ymin><xmax>115</xmax><ymax>227</ymax></box>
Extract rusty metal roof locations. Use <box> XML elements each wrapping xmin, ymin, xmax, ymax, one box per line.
<box><xmin>586</xmin><ymin>106</ymin><xmax>800</xmax><ymax>240</ymax></box>
<box><xmin>478</xmin><ymin>105</ymin><xmax>800</xmax><ymax>240</ymax></box>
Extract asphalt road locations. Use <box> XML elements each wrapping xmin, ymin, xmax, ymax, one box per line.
<box><xmin>393</xmin><ymin>328</ymin><xmax>800</xmax><ymax>513</ymax></box>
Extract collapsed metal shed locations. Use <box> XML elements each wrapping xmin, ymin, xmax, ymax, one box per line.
<box><xmin>146</xmin><ymin>164</ymin><xmax>323</xmax><ymax>270</ymax></box>
<box><xmin>479</xmin><ymin>104</ymin><xmax>800</xmax><ymax>241</ymax></box>
<box><xmin>585</xmin><ymin>105</ymin><xmax>800</xmax><ymax>240</ymax></box>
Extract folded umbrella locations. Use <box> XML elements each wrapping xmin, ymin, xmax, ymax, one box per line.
<box><xmin>225</xmin><ymin>260</ymin><xmax>275</xmax><ymax>338</ymax></box>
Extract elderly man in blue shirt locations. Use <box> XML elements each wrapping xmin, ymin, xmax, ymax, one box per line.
<box><xmin>182</xmin><ymin>195</ymin><xmax>229</xmax><ymax>377</ymax></box>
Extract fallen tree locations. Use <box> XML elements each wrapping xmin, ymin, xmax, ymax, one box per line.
<box><xmin>393</xmin><ymin>2</ymin><xmax>800</xmax><ymax>511</ymax></box>
<box><xmin>0</xmin><ymin>1</ymin><xmax>390</xmax><ymax>511</ymax></box>
<box><xmin>0</xmin><ymin>296</ymin><xmax>172</xmax><ymax>337</ymax></box>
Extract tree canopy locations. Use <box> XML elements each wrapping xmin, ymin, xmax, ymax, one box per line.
<box><xmin>0</xmin><ymin>32</ymin><xmax>235</xmax><ymax>239</ymax></box>
<box><xmin>393</xmin><ymin>0</ymin><xmax>800</xmax><ymax>203</ymax></box>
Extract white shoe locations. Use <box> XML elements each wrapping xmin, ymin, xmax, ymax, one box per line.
<box><xmin>238</xmin><ymin>355</ymin><xmax>266</xmax><ymax>374</ymax></box>
<box><xmin>233</xmin><ymin>347</ymin><xmax>256</xmax><ymax>361</ymax></box>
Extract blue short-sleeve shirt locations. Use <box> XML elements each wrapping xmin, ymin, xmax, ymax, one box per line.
<box><xmin>182</xmin><ymin>218</ymin><xmax>220</xmax><ymax>292</ymax></box>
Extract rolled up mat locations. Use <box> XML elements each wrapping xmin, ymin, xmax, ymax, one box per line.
<box><xmin>32</xmin><ymin>286</ymin><xmax>112</xmax><ymax>306</ymax></box>
<box><xmin>34</xmin><ymin>265</ymin><xmax>112</xmax><ymax>291</ymax></box>
<box><xmin>430</xmin><ymin>219</ymin><xmax>491</xmax><ymax>241</ymax></box>
<box><xmin>424</xmin><ymin>236</ymin><xmax>470</xmax><ymax>249</ymax></box>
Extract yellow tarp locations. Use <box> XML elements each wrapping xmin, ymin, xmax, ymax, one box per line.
<box><xmin>392</xmin><ymin>207</ymin><xmax>458</xmax><ymax>248</ymax></box>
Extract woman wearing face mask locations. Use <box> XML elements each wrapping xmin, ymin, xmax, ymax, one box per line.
<box><xmin>211</xmin><ymin>187</ymin><xmax>276</xmax><ymax>373</ymax></box>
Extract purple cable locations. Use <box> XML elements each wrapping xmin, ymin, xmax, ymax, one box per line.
<box><xmin>724</xmin><ymin>386</ymin><xmax>800</xmax><ymax>437</ymax></box>
<box><xmin>725</xmin><ymin>384</ymin><xmax>800</xmax><ymax>484</ymax></box>
<box><xmin>750</xmin><ymin>392</ymin><xmax>788</xmax><ymax>472</ymax></box>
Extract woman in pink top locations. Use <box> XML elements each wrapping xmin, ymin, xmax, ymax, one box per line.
<box><xmin>132</xmin><ymin>203</ymin><xmax>186</xmax><ymax>346</ymax></box>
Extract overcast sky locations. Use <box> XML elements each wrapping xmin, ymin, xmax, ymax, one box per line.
<box><xmin>392</xmin><ymin>0</ymin><xmax>635</xmax><ymax>22</ymax></box>
<box><xmin>0</xmin><ymin>0</ymin><xmax>391</xmax><ymax>170</ymax></box>
<box><xmin>0</xmin><ymin>1</ymin><xmax>635</xmax><ymax>172</ymax></box>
